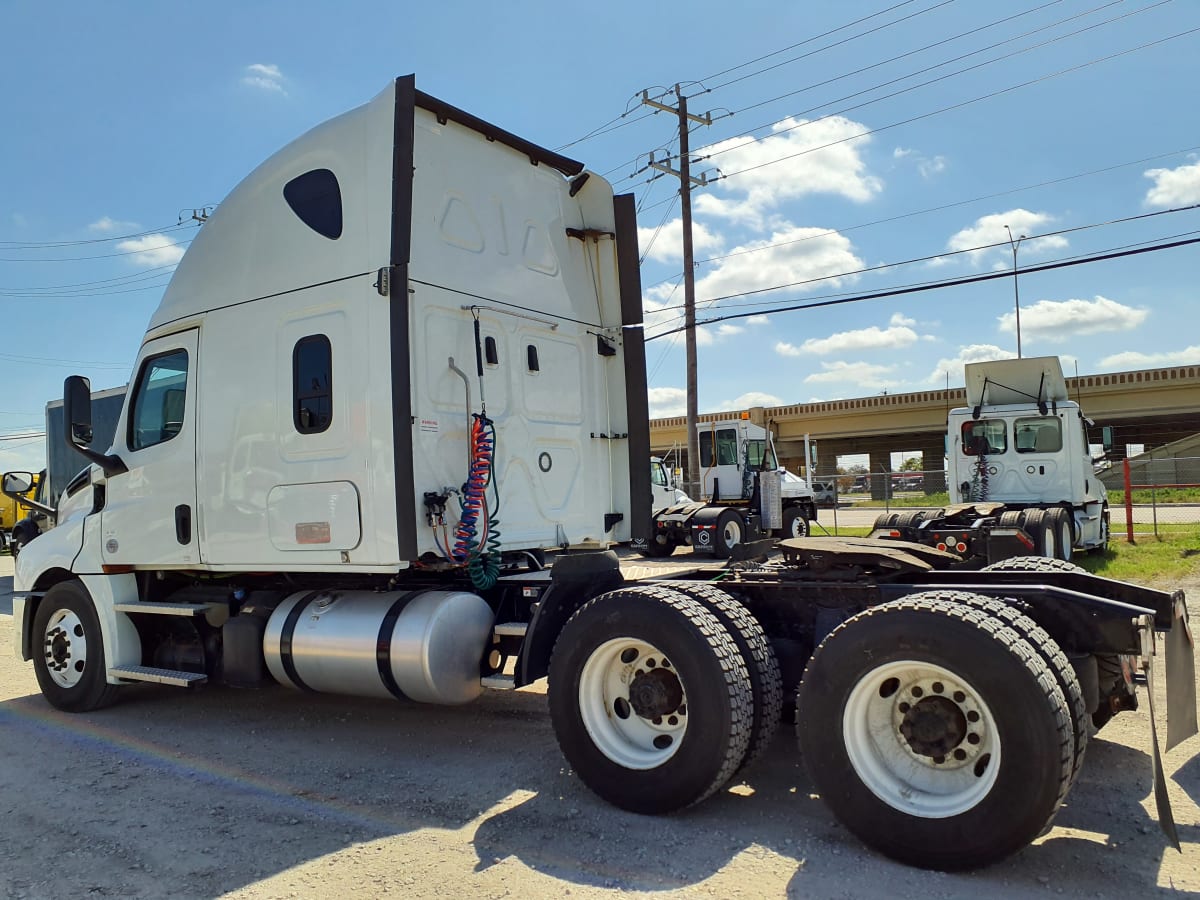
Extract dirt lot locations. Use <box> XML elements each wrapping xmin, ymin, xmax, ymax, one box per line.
<box><xmin>1</xmin><ymin>551</ymin><xmax>1197</xmax><ymax>899</ymax></box>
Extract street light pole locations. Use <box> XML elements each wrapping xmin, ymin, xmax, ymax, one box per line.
<box><xmin>1004</xmin><ymin>225</ymin><xmax>1025</xmax><ymax>358</ymax></box>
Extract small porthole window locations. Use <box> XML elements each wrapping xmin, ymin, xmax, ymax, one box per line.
<box><xmin>484</xmin><ymin>336</ymin><xmax>499</xmax><ymax>366</ymax></box>
<box><xmin>526</xmin><ymin>344</ymin><xmax>540</xmax><ymax>372</ymax></box>
<box><xmin>283</xmin><ymin>168</ymin><xmax>343</xmax><ymax>240</ymax></box>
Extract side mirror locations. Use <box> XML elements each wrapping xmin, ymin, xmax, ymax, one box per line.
<box><xmin>62</xmin><ymin>375</ymin><xmax>127</xmax><ymax>477</ymax></box>
<box><xmin>65</xmin><ymin>375</ymin><xmax>95</xmax><ymax>446</ymax></box>
<box><xmin>2</xmin><ymin>471</ymin><xmax>34</xmax><ymax>495</ymax></box>
<box><xmin>1101</xmin><ymin>425</ymin><xmax>1114</xmax><ymax>451</ymax></box>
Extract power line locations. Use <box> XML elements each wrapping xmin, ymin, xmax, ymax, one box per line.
<box><xmin>0</xmin><ymin>236</ymin><xmax>194</xmax><ymax>263</ymax></box>
<box><xmin>650</xmin><ymin>202</ymin><xmax>1200</xmax><ymax>314</ymax></box>
<box><xmin>644</xmin><ymin>234</ymin><xmax>1200</xmax><ymax>340</ymax></box>
<box><xmin>556</xmin><ymin>0</ymin><xmax>941</xmax><ymax>154</ymax></box>
<box><xmin>706</xmin><ymin>0</ymin><xmax>958</xmax><ymax>93</ymax></box>
<box><xmin>637</xmin><ymin>143</ymin><xmax>1200</xmax><ymax>291</ymax></box>
<box><xmin>712</xmin><ymin>24</ymin><xmax>1200</xmax><ymax>185</ymax></box>
<box><xmin>719</xmin><ymin>0</ymin><xmax>1126</xmax><ymax>130</ymax></box>
<box><xmin>0</xmin><ymin>221</ymin><xmax>197</xmax><ymax>249</ymax></box>
<box><xmin>0</xmin><ymin>263</ymin><xmax>178</xmax><ymax>293</ymax></box>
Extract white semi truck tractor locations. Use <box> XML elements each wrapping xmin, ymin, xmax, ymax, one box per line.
<box><xmin>7</xmin><ymin>77</ymin><xmax>1195</xmax><ymax>871</ymax></box>
<box><xmin>874</xmin><ymin>356</ymin><xmax>1110</xmax><ymax>563</ymax></box>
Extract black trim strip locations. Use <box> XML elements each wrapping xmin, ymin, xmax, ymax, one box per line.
<box><xmin>614</xmin><ymin>193</ymin><xmax>651</xmax><ymax>545</ymax></box>
<box><xmin>414</xmin><ymin>89</ymin><xmax>584</xmax><ymax>177</ymax></box>
<box><xmin>376</xmin><ymin>590</ymin><xmax>424</xmax><ymax>700</ymax></box>
<box><xmin>278</xmin><ymin>591</ymin><xmax>324</xmax><ymax>692</ymax></box>
<box><xmin>391</xmin><ymin>77</ymin><xmax>419</xmax><ymax>560</ymax></box>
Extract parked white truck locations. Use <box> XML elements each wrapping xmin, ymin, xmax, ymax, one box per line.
<box><xmin>6</xmin><ymin>77</ymin><xmax>1195</xmax><ymax>871</ymax></box>
<box><xmin>874</xmin><ymin>356</ymin><xmax>1109</xmax><ymax>562</ymax></box>
<box><xmin>643</xmin><ymin>418</ymin><xmax>819</xmax><ymax>557</ymax></box>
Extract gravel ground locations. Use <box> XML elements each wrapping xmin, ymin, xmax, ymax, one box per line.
<box><xmin>0</xmin><ymin>551</ymin><xmax>1197</xmax><ymax>899</ymax></box>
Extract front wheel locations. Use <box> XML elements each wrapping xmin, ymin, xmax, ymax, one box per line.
<box><xmin>796</xmin><ymin>595</ymin><xmax>1072</xmax><ymax>870</ymax></box>
<box><xmin>32</xmin><ymin>581</ymin><xmax>121</xmax><ymax>712</ymax></box>
<box><xmin>548</xmin><ymin>586</ymin><xmax>753</xmax><ymax>813</ymax></box>
<box><xmin>711</xmin><ymin>510</ymin><xmax>744</xmax><ymax>559</ymax></box>
<box><xmin>780</xmin><ymin>507</ymin><xmax>809</xmax><ymax>539</ymax></box>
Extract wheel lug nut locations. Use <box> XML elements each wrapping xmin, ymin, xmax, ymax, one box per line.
<box><xmin>954</xmin><ymin>749</ymin><xmax>967</xmax><ymax>761</ymax></box>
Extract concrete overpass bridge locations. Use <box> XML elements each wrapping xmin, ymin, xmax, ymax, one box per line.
<box><xmin>649</xmin><ymin>363</ymin><xmax>1200</xmax><ymax>482</ymax></box>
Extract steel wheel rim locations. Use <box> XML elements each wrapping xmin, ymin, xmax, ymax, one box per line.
<box><xmin>42</xmin><ymin>608</ymin><xmax>89</xmax><ymax>689</ymax></box>
<box><xmin>1043</xmin><ymin>524</ymin><xmax>1056</xmax><ymax>559</ymax></box>
<box><xmin>843</xmin><ymin>659</ymin><xmax>1001</xmax><ymax>818</ymax></box>
<box><xmin>721</xmin><ymin>519</ymin><xmax>741</xmax><ymax>549</ymax></box>
<box><xmin>789</xmin><ymin>515</ymin><xmax>806</xmax><ymax>538</ymax></box>
<box><xmin>578</xmin><ymin>637</ymin><xmax>687</xmax><ymax>770</ymax></box>
<box><xmin>1058</xmin><ymin>519</ymin><xmax>1072</xmax><ymax>561</ymax></box>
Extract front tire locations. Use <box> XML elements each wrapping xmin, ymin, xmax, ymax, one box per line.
<box><xmin>32</xmin><ymin>581</ymin><xmax>121</xmax><ymax>712</ymax></box>
<box><xmin>548</xmin><ymin>585</ymin><xmax>753</xmax><ymax>813</ymax></box>
<box><xmin>796</xmin><ymin>595</ymin><xmax>1072</xmax><ymax>870</ymax></box>
<box><xmin>711</xmin><ymin>510</ymin><xmax>744</xmax><ymax>559</ymax></box>
<box><xmin>780</xmin><ymin>506</ymin><xmax>809</xmax><ymax>539</ymax></box>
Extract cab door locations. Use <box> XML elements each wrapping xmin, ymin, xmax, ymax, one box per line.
<box><xmin>101</xmin><ymin>330</ymin><xmax>200</xmax><ymax>567</ymax></box>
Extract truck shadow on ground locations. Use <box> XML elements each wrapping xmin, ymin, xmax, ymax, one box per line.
<box><xmin>1</xmin><ymin>678</ymin><xmax>1195</xmax><ymax>897</ymax></box>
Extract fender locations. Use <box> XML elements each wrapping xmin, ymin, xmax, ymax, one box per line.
<box><xmin>17</xmin><ymin>509</ymin><xmax>142</xmax><ymax>675</ymax></box>
<box><xmin>516</xmin><ymin>551</ymin><xmax>623</xmax><ymax>687</ymax></box>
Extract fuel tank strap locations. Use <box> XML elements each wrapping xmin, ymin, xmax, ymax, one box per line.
<box><xmin>278</xmin><ymin>591</ymin><xmax>325</xmax><ymax>692</ymax></box>
<box><xmin>376</xmin><ymin>591</ymin><xmax>425</xmax><ymax>700</ymax></box>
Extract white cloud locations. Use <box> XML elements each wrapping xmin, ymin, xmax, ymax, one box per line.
<box><xmin>686</xmin><ymin>225</ymin><xmax>864</xmax><ymax>304</ymax></box>
<box><xmin>928</xmin><ymin>344</ymin><xmax>1015</xmax><ymax>385</ymax></box>
<box><xmin>647</xmin><ymin>386</ymin><xmax>687</xmax><ymax>418</ymax></box>
<box><xmin>729</xmin><ymin>391</ymin><xmax>784</xmax><ymax>408</ymax></box>
<box><xmin>117</xmin><ymin>234</ymin><xmax>186</xmax><ymax>267</ymax></box>
<box><xmin>803</xmin><ymin>360</ymin><xmax>900</xmax><ymax>389</ymax></box>
<box><xmin>694</xmin><ymin>115</ymin><xmax>882</xmax><ymax>229</ymax></box>
<box><xmin>89</xmin><ymin>216</ymin><xmax>138</xmax><ymax>233</ymax></box>
<box><xmin>747</xmin><ymin>315</ymin><xmax>770</xmax><ymax>326</ymax></box>
<box><xmin>637</xmin><ymin>218</ymin><xmax>723</xmax><ymax>264</ymax></box>
<box><xmin>944</xmin><ymin>209</ymin><xmax>1067</xmax><ymax>264</ymax></box>
<box><xmin>998</xmin><ymin>295</ymin><xmax>1148</xmax><ymax>343</ymax></box>
<box><xmin>918</xmin><ymin>156</ymin><xmax>947</xmax><ymax>179</ymax></box>
<box><xmin>1144</xmin><ymin>161</ymin><xmax>1200</xmax><ymax>207</ymax></box>
<box><xmin>775</xmin><ymin>313</ymin><xmax>928</xmax><ymax>357</ymax></box>
<box><xmin>1099</xmin><ymin>345</ymin><xmax>1200</xmax><ymax>370</ymax></box>
<box><xmin>893</xmin><ymin>146</ymin><xmax>946</xmax><ymax>179</ymax></box>
<box><xmin>242</xmin><ymin>63</ymin><xmax>287</xmax><ymax>95</ymax></box>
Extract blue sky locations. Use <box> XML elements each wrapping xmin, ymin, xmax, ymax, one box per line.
<box><xmin>3</xmin><ymin>1</ymin><xmax>1199</xmax><ymax>473</ymax></box>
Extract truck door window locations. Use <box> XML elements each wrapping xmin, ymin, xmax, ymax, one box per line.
<box><xmin>747</xmin><ymin>439</ymin><xmax>776</xmax><ymax>468</ymax></box>
<box><xmin>716</xmin><ymin>429</ymin><xmax>737</xmax><ymax>465</ymax></box>
<box><xmin>651</xmin><ymin>461</ymin><xmax>668</xmax><ymax>487</ymax></box>
<box><xmin>294</xmin><ymin>335</ymin><xmax>333</xmax><ymax>434</ymax></box>
<box><xmin>1014</xmin><ymin>416</ymin><xmax>1062</xmax><ymax>453</ymax></box>
<box><xmin>129</xmin><ymin>349</ymin><xmax>189</xmax><ymax>451</ymax></box>
<box><xmin>961</xmin><ymin>419</ymin><xmax>1006</xmax><ymax>456</ymax></box>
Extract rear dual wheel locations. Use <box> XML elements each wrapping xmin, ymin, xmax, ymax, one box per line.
<box><xmin>796</xmin><ymin>593</ymin><xmax>1073</xmax><ymax>870</ymax></box>
<box><xmin>548</xmin><ymin>585</ymin><xmax>753</xmax><ymax>813</ymax></box>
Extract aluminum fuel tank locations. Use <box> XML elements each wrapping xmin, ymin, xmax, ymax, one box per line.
<box><xmin>264</xmin><ymin>589</ymin><xmax>494</xmax><ymax>705</ymax></box>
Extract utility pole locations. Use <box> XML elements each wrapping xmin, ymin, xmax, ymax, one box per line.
<box><xmin>643</xmin><ymin>85</ymin><xmax>712</xmax><ymax>496</ymax></box>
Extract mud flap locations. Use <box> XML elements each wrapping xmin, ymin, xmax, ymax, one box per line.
<box><xmin>1165</xmin><ymin>593</ymin><xmax>1197</xmax><ymax>753</ymax></box>
<box><xmin>1140</xmin><ymin>616</ymin><xmax>1181</xmax><ymax>851</ymax></box>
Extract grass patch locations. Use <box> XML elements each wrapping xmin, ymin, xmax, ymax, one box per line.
<box><xmin>1072</xmin><ymin>531</ymin><xmax>1200</xmax><ymax>585</ymax></box>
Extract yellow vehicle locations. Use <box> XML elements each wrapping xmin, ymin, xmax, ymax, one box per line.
<box><xmin>0</xmin><ymin>471</ymin><xmax>39</xmax><ymax>552</ymax></box>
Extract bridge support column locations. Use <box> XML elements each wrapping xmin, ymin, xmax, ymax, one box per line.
<box><xmin>920</xmin><ymin>439</ymin><xmax>947</xmax><ymax>494</ymax></box>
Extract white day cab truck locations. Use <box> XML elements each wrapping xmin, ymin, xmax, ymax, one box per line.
<box><xmin>5</xmin><ymin>77</ymin><xmax>1196</xmax><ymax>871</ymax></box>
<box><xmin>644</xmin><ymin>418</ymin><xmax>818</xmax><ymax>558</ymax></box>
<box><xmin>873</xmin><ymin>356</ymin><xmax>1111</xmax><ymax>564</ymax></box>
